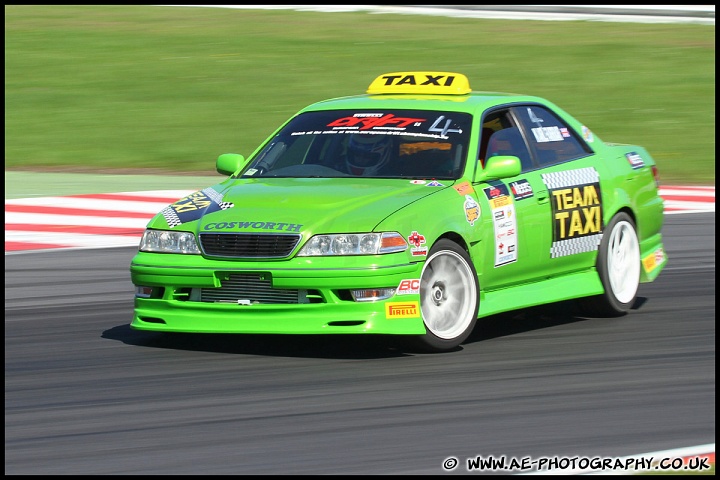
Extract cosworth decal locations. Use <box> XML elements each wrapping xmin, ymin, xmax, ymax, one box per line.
<box><xmin>161</xmin><ymin>187</ymin><xmax>234</xmax><ymax>228</ymax></box>
<box><xmin>483</xmin><ymin>184</ymin><xmax>517</xmax><ymax>267</ymax></box>
<box><xmin>204</xmin><ymin>221</ymin><xmax>303</xmax><ymax>232</ymax></box>
<box><xmin>542</xmin><ymin>167</ymin><xmax>603</xmax><ymax>259</ymax></box>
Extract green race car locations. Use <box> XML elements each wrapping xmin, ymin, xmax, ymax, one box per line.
<box><xmin>130</xmin><ymin>71</ymin><xmax>667</xmax><ymax>352</ymax></box>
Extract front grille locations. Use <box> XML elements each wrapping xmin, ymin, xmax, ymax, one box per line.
<box><xmin>199</xmin><ymin>233</ymin><xmax>301</xmax><ymax>258</ymax></box>
<box><xmin>198</xmin><ymin>273</ymin><xmax>322</xmax><ymax>304</ymax></box>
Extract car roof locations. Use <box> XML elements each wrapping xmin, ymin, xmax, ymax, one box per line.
<box><xmin>298</xmin><ymin>71</ymin><xmax>551</xmax><ymax>114</ymax></box>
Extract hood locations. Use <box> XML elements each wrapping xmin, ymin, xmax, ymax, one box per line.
<box><xmin>151</xmin><ymin>177</ymin><xmax>452</xmax><ymax>235</ymax></box>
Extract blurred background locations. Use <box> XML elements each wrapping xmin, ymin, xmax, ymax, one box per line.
<box><xmin>4</xmin><ymin>5</ymin><xmax>715</xmax><ymax>185</ymax></box>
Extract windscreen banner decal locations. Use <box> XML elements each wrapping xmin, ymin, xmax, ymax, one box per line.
<box><xmin>161</xmin><ymin>187</ymin><xmax>234</xmax><ymax>228</ymax></box>
<box><xmin>483</xmin><ymin>184</ymin><xmax>517</xmax><ymax>267</ymax></box>
<box><xmin>541</xmin><ymin>167</ymin><xmax>603</xmax><ymax>258</ymax></box>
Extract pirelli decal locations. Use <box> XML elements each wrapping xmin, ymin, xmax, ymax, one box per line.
<box><xmin>542</xmin><ymin>167</ymin><xmax>603</xmax><ymax>258</ymax></box>
<box><xmin>385</xmin><ymin>301</ymin><xmax>420</xmax><ymax>318</ymax></box>
<box><xmin>161</xmin><ymin>187</ymin><xmax>234</xmax><ymax>228</ymax></box>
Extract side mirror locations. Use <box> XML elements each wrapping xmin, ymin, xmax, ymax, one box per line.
<box><xmin>216</xmin><ymin>153</ymin><xmax>247</xmax><ymax>176</ymax></box>
<box><xmin>476</xmin><ymin>155</ymin><xmax>521</xmax><ymax>182</ymax></box>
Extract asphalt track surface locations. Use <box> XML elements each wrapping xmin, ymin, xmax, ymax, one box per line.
<box><xmin>4</xmin><ymin>212</ymin><xmax>715</xmax><ymax>475</ymax></box>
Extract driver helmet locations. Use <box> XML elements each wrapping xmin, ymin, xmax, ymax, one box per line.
<box><xmin>347</xmin><ymin>134</ymin><xmax>392</xmax><ymax>175</ymax></box>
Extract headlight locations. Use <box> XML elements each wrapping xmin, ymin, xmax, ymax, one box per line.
<box><xmin>139</xmin><ymin>229</ymin><xmax>201</xmax><ymax>254</ymax></box>
<box><xmin>297</xmin><ymin>232</ymin><xmax>407</xmax><ymax>256</ymax></box>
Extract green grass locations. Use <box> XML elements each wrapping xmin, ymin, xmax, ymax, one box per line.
<box><xmin>4</xmin><ymin>5</ymin><xmax>716</xmax><ymax>184</ymax></box>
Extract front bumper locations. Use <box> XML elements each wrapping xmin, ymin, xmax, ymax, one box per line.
<box><xmin>130</xmin><ymin>252</ymin><xmax>427</xmax><ymax>335</ymax></box>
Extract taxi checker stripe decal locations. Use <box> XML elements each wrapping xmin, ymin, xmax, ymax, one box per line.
<box><xmin>161</xmin><ymin>206</ymin><xmax>183</xmax><ymax>228</ymax></box>
<box><xmin>541</xmin><ymin>166</ymin><xmax>599</xmax><ymax>190</ymax></box>
<box><xmin>550</xmin><ymin>233</ymin><xmax>603</xmax><ymax>259</ymax></box>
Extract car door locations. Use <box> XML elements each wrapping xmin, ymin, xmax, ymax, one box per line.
<box><xmin>512</xmin><ymin>104</ymin><xmax>604</xmax><ymax>280</ymax></box>
<box><xmin>472</xmin><ymin>108</ymin><xmax>554</xmax><ymax>291</ymax></box>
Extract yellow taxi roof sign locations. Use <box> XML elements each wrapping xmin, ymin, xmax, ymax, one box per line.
<box><xmin>367</xmin><ymin>72</ymin><xmax>471</xmax><ymax>95</ymax></box>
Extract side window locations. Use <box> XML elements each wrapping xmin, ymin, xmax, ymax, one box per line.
<box><xmin>515</xmin><ymin>105</ymin><xmax>592</xmax><ymax>167</ymax></box>
<box><xmin>479</xmin><ymin>109</ymin><xmax>533</xmax><ymax>172</ymax></box>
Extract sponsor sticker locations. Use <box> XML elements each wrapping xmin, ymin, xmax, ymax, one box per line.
<box><xmin>642</xmin><ymin>247</ymin><xmax>666</xmax><ymax>273</ymax></box>
<box><xmin>531</xmin><ymin>126</ymin><xmax>564</xmax><ymax>142</ymax></box>
<box><xmin>510</xmin><ymin>179</ymin><xmax>534</xmax><ymax>200</ymax></box>
<box><xmin>464</xmin><ymin>195</ymin><xmax>480</xmax><ymax>226</ymax></box>
<box><xmin>396</xmin><ymin>279</ymin><xmax>420</xmax><ymax>295</ymax></box>
<box><xmin>408</xmin><ymin>230</ymin><xmax>428</xmax><ymax>257</ymax></box>
<box><xmin>453</xmin><ymin>181</ymin><xmax>473</xmax><ymax>195</ymax></box>
<box><xmin>483</xmin><ymin>184</ymin><xmax>518</xmax><ymax>267</ymax></box>
<box><xmin>161</xmin><ymin>187</ymin><xmax>234</xmax><ymax>228</ymax></box>
<box><xmin>385</xmin><ymin>301</ymin><xmax>420</xmax><ymax>318</ymax></box>
<box><xmin>625</xmin><ymin>152</ymin><xmax>645</xmax><ymax>169</ymax></box>
<box><xmin>203</xmin><ymin>221</ymin><xmax>303</xmax><ymax>232</ymax></box>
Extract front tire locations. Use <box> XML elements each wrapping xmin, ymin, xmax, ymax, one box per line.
<box><xmin>580</xmin><ymin>212</ymin><xmax>641</xmax><ymax>317</ymax></box>
<box><xmin>407</xmin><ymin>239</ymin><xmax>479</xmax><ymax>352</ymax></box>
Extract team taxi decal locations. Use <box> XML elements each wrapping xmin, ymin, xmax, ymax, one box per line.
<box><xmin>625</xmin><ymin>152</ymin><xmax>645</xmax><ymax>170</ymax></box>
<box><xmin>385</xmin><ymin>301</ymin><xmax>420</xmax><ymax>319</ymax></box>
<box><xmin>483</xmin><ymin>184</ymin><xmax>518</xmax><ymax>267</ymax></box>
<box><xmin>509</xmin><ymin>179</ymin><xmax>534</xmax><ymax>200</ymax></box>
<box><xmin>541</xmin><ymin>167</ymin><xmax>603</xmax><ymax>259</ymax></box>
<box><xmin>161</xmin><ymin>187</ymin><xmax>234</xmax><ymax>228</ymax></box>
<box><xmin>395</xmin><ymin>279</ymin><xmax>420</xmax><ymax>295</ymax></box>
<box><xmin>463</xmin><ymin>195</ymin><xmax>480</xmax><ymax>226</ymax></box>
<box><xmin>408</xmin><ymin>230</ymin><xmax>428</xmax><ymax>257</ymax></box>
<box><xmin>642</xmin><ymin>247</ymin><xmax>666</xmax><ymax>273</ymax></box>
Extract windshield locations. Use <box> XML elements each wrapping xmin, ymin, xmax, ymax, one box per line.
<box><xmin>238</xmin><ymin>109</ymin><xmax>472</xmax><ymax>179</ymax></box>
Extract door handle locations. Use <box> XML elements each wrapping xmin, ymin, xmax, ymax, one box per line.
<box><xmin>536</xmin><ymin>189</ymin><xmax>549</xmax><ymax>204</ymax></box>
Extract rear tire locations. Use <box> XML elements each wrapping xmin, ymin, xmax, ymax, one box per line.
<box><xmin>406</xmin><ymin>239</ymin><xmax>479</xmax><ymax>353</ymax></box>
<box><xmin>580</xmin><ymin>212</ymin><xmax>640</xmax><ymax>317</ymax></box>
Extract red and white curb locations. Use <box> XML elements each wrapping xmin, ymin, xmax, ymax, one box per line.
<box><xmin>4</xmin><ymin>186</ymin><xmax>714</xmax><ymax>253</ymax></box>
<box><xmin>659</xmin><ymin>185</ymin><xmax>715</xmax><ymax>214</ymax></box>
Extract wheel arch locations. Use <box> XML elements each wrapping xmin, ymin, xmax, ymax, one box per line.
<box><xmin>602</xmin><ymin>187</ymin><xmax>636</xmax><ymax>228</ymax></box>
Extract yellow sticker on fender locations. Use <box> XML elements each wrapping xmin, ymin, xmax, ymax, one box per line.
<box><xmin>642</xmin><ymin>247</ymin><xmax>666</xmax><ymax>273</ymax></box>
<box><xmin>386</xmin><ymin>301</ymin><xmax>420</xmax><ymax>318</ymax></box>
